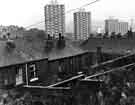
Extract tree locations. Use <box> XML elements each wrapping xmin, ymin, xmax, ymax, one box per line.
<box><xmin>116</xmin><ymin>33</ymin><xmax>122</xmax><ymax>39</ymax></box>
<box><xmin>97</xmin><ymin>33</ymin><xmax>103</xmax><ymax>38</ymax></box>
<box><xmin>7</xmin><ymin>32</ymin><xmax>11</xmax><ymax>39</ymax></box>
<box><xmin>103</xmin><ymin>32</ymin><xmax>108</xmax><ymax>38</ymax></box>
<box><xmin>127</xmin><ymin>29</ymin><xmax>133</xmax><ymax>39</ymax></box>
<box><xmin>110</xmin><ymin>32</ymin><xmax>116</xmax><ymax>39</ymax></box>
<box><xmin>110</xmin><ymin>35</ymin><xmax>115</xmax><ymax>39</ymax></box>
<box><xmin>5</xmin><ymin>40</ymin><xmax>16</xmax><ymax>52</ymax></box>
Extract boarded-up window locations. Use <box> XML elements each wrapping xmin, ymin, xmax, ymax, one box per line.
<box><xmin>3</xmin><ymin>70</ymin><xmax>10</xmax><ymax>85</ymax></box>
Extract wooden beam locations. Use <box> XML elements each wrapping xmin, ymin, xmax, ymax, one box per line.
<box><xmin>85</xmin><ymin>63</ymin><xmax>135</xmax><ymax>79</ymax></box>
<box><xmin>47</xmin><ymin>74</ymin><xmax>85</xmax><ymax>87</ymax></box>
<box><xmin>91</xmin><ymin>53</ymin><xmax>135</xmax><ymax>69</ymax></box>
<box><xmin>23</xmin><ymin>85</ymin><xmax>71</xmax><ymax>90</ymax></box>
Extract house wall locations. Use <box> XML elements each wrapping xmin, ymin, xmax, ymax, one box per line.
<box><xmin>48</xmin><ymin>60</ymin><xmax>59</xmax><ymax>85</ymax></box>
<box><xmin>0</xmin><ymin>51</ymin><xmax>122</xmax><ymax>89</ymax></box>
<box><xmin>0</xmin><ymin>58</ymin><xmax>48</xmax><ymax>88</ymax></box>
<box><xmin>48</xmin><ymin>52</ymin><xmax>93</xmax><ymax>84</ymax></box>
<box><xmin>0</xmin><ymin>66</ymin><xmax>16</xmax><ymax>88</ymax></box>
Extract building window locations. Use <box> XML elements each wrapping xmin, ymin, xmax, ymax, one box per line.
<box><xmin>29</xmin><ymin>64</ymin><xmax>38</xmax><ymax>82</ymax></box>
<box><xmin>16</xmin><ymin>68</ymin><xmax>23</xmax><ymax>85</ymax></box>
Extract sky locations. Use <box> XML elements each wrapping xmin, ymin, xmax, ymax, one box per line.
<box><xmin>0</xmin><ymin>0</ymin><xmax>135</xmax><ymax>32</ymax></box>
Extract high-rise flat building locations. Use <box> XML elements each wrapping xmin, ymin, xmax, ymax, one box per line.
<box><xmin>74</xmin><ymin>9</ymin><xmax>91</xmax><ymax>40</ymax></box>
<box><xmin>118</xmin><ymin>22</ymin><xmax>128</xmax><ymax>35</ymax></box>
<box><xmin>105</xmin><ymin>19</ymin><xmax>128</xmax><ymax>35</ymax></box>
<box><xmin>44</xmin><ymin>1</ymin><xmax>65</xmax><ymax>38</ymax></box>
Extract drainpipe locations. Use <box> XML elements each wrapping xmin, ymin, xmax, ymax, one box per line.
<box><xmin>96</xmin><ymin>46</ymin><xmax>103</xmax><ymax>64</ymax></box>
<box><xmin>25</xmin><ymin>63</ymin><xmax>29</xmax><ymax>86</ymax></box>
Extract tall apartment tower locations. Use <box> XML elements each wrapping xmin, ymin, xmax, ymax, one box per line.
<box><xmin>44</xmin><ymin>1</ymin><xmax>65</xmax><ymax>38</ymax></box>
<box><xmin>74</xmin><ymin>9</ymin><xmax>91</xmax><ymax>40</ymax></box>
<box><xmin>105</xmin><ymin>19</ymin><xmax>128</xmax><ymax>35</ymax></box>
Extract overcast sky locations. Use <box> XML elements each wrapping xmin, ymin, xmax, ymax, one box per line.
<box><xmin>0</xmin><ymin>0</ymin><xmax>135</xmax><ymax>32</ymax></box>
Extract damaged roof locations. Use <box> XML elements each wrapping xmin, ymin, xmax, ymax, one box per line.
<box><xmin>0</xmin><ymin>37</ymin><xmax>86</xmax><ymax>67</ymax></box>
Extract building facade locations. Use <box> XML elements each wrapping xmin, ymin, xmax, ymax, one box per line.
<box><xmin>0</xmin><ymin>25</ymin><xmax>25</xmax><ymax>38</ymax></box>
<box><xmin>105</xmin><ymin>19</ymin><xmax>128</xmax><ymax>35</ymax></box>
<box><xmin>44</xmin><ymin>2</ymin><xmax>65</xmax><ymax>38</ymax></box>
<box><xmin>74</xmin><ymin>10</ymin><xmax>91</xmax><ymax>40</ymax></box>
<box><xmin>118</xmin><ymin>22</ymin><xmax>129</xmax><ymax>35</ymax></box>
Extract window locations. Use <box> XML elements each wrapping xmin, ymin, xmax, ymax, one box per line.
<box><xmin>58</xmin><ymin>65</ymin><xmax>62</xmax><ymax>72</ymax></box>
<box><xmin>29</xmin><ymin>64</ymin><xmax>38</xmax><ymax>82</ymax></box>
<box><xmin>58</xmin><ymin>61</ymin><xmax>63</xmax><ymax>72</ymax></box>
<box><xmin>16</xmin><ymin>68</ymin><xmax>23</xmax><ymax>85</ymax></box>
<box><xmin>70</xmin><ymin>59</ymin><xmax>73</xmax><ymax>65</ymax></box>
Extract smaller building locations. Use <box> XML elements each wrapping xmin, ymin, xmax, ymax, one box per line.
<box><xmin>0</xmin><ymin>25</ymin><xmax>25</xmax><ymax>38</ymax></box>
<box><xmin>118</xmin><ymin>22</ymin><xmax>128</xmax><ymax>35</ymax></box>
<box><xmin>105</xmin><ymin>18</ymin><xmax>128</xmax><ymax>35</ymax></box>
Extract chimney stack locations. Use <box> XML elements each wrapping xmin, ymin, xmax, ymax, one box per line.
<box><xmin>56</xmin><ymin>33</ymin><xmax>65</xmax><ymax>49</ymax></box>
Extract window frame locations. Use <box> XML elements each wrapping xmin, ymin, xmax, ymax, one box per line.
<box><xmin>16</xmin><ymin>67</ymin><xmax>23</xmax><ymax>85</ymax></box>
<box><xmin>29</xmin><ymin>64</ymin><xmax>38</xmax><ymax>82</ymax></box>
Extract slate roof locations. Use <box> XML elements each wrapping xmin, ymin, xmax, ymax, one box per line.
<box><xmin>0</xmin><ymin>37</ymin><xmax>86</xmax><ymax>67</ymax></box>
